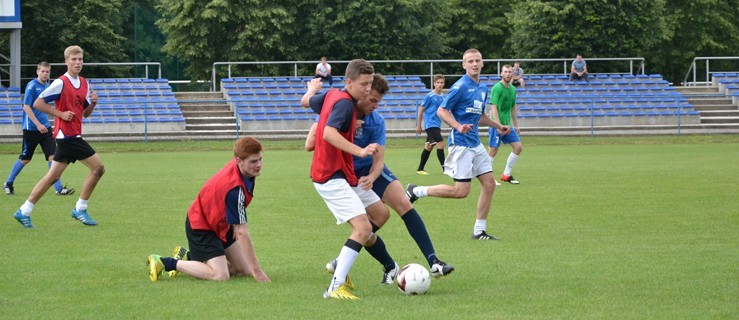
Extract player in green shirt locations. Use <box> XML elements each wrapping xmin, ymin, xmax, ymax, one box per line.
<box><xmin>488</xmin><ymin>65</ymin><xmax>522</xmax><ymax>184</ymax></box>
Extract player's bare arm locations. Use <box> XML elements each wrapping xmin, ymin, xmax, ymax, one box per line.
<box><xmin>233</xmin><ymin>224</ymin><xmax>270</xmax><ymax>283</ymax></box>
<box><xmin>437</xmin><ymin>107</ymin><xmax>472</xmax><ymax>133</ymax></box>
<box><xmin>323</xmin><ymin>126</ymin><xmax>377</xmax><ymax>157</ymax></box>
<box><xmin>300</xmin><ymin>78</ymin><xmax>323</xmax><ymax>108</ymax></box>
<box><xmin>416</xmin><ymin>106</ymin><xmax>425</xmax><ymax>134</ymax></box>
<box><xmin>23</xmin><ymin>104</ymin><xmax>48</xmax><ymax>133</ymax></box>
<box><xmin>33</xmin><ymin>97</ymin><xmax>74</xmax><ymax>121</ymax></box>
<box><xmin>83</xmin><ymin>89</ymin><xmax>97</xmax><ymax>118</ymax></box>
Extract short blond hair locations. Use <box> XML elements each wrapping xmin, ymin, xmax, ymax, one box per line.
<box><xmin>64</xmin><ymin>46</ymin><xmax>84</xmax><ymax>60</ymax></box>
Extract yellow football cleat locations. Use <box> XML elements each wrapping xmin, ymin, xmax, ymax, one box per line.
<box><xmin>146</xmin><ymin>255</ymin><xmax>164</xmax><ymax>282</ymax></box>
<box><xmin>323</xmin><ymin>284</ymin><xmax>360</xmax><ymax>300</ymax></box>
<box><xmin>168</xmin><ymin>246</ymin><xmax>189</xmax><ymax>278</ymax></box>
<box><xmin>416</xmin><ymin>170</ymin><xmax>429</xmax><ymax>175</ymax></box>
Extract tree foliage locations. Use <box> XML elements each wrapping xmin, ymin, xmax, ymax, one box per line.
<box><xmin>1</xmin><ymin>0</ymin><xmax>128</xmax><ymax>77</ymax></box>
<box><xmin>650</xmin><ymin>0</ymin><xmax>739</xmax><ymax>83</ymax></box>
<box><xmin>155</xmin><ymin>0</ymin><xmax>296</xmax><ymax>79</ymax></box>
<box><xmin>508</xmin><ymin>0</ymin><xmax>668</xmax><ymax>74</ymax></box>
<box><xmin>1</xmin><ymin>0</ymin><xmax>737</xmax><ymax>83</ymax></box>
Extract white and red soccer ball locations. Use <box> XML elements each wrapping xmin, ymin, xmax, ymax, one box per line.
<box><xmin>397</xmin><ymin>263</ymin><xmax>431</xmax><ymax>295</ymax></box>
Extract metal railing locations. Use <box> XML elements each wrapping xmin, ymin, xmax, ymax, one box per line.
<box><xmin>0</xmin><ymin>62</ymin><xmax>163</xmax><ymax>87</ymax></box>
<box><xmin>212</xmin><ymin>57</ymin><xmax>645</xmax><ymax>91</ymax></box>
<box><xmin>682</xmin><ymin>56</ymin><xmax>739</xmax><ymax>86</ymax></box>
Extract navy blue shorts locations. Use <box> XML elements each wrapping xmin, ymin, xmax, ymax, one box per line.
<box><xmin>424</xmin><ymin>127</ymin><xmax>443</xmax><ymax>145</ymax></box>
<box><xmin>355</xmin><ymin>164</ymin><xmax>398</xmax><ymax>198</ymax></box>
<box><xmin>185</xmin><ymin>217</ymin><xmax>236</xmax><ymax>262</ymax></box>
<box><xmin>19</xmin><ymin>129</ymin><xmax>55</xmax><ymax>161</ymax></box>
<box><xmin>53</xmin><ymin>137</ymin><xmax>96</xmax><ymax>164</ymax></box>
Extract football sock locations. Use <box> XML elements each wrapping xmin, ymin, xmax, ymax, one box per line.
<box><xmin>413</xmin><ymin>186</ymin><xmax>428</xmax><ymax>198</ymax></box>
<box><xmin>161</xmin><ymin>257</ymin><xmax>178</xmax><ymax>271</ymax></box>
<box><xmin>489</xmin><ymin>156</ymin><xmax>494</xmax><ymax>169</ymax></box>
<box><xmin>331</xmin><ymin>239</ymin><xmax>362</xmax><ymax>291</ymax></box>
<box><xmin>418</xmin><ymin>149</ymin><xmax>431</xmax><ymax>171</ymax></box>
<box><xmin>473</xmin><ymin>219</ymin><xmax>487</xmax><ymax>236</ymax></box>
<box><xmin>401</xmin><ymin>208</ymin><xmax>437</xmax><ymax>266</ymax></box>
<box><xmin>504</xmin><ymin>153</ymin><xmax>519</xmax><ymax>176</ymax></box>
<box><xmin>436</xmin><ymin>149</ymin><xmax>446</xmax><ymax>169</ymax></box>
<box><xmin>19</xmin><ymin>200</ymin><xmax>34</xmax><ymax>216</ymax></box>
<box><xmin>6</xmin><ymin>159</ymin><xmax>25</xmax><ymax>184</ymax></box>
<box><xmin>49</xmin><ymin>161</ymin><xmax>63</xmax><ymax>192</ymax></box>
<box><xmin>75</xmin><ymin>198</ymin><xmax>89</xmax><ymax>211</ymax></box>
<box><xmin>364</xmin><ymin>235</ymin><xmax>395</xmax><ymax>271</ymax></box>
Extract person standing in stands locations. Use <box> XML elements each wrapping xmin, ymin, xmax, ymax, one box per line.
<box><xmin>315</xmin><ymin>56</ymin><xmax>333</xmax><ymax>86</ymax></box>
<box><xmin>4</xmin><ymin>61</ymin><xmax>75</xmax><ymax>196</ymax></box>
<box><xmin>511</xmin><ymin>62</ymin><xmax>525</xmax><ymax>88</ymax></box>
<box><xmin>12</xmin><ymin>46</ymin><xmax>104</xmax><ymax>228</ymax></box>
<box><xmin>415</xmin><ymin>74</ymin><xmax>446</xmax><ymax>175</ymax></box>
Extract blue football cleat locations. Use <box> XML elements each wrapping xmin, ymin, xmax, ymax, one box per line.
<box><xmin>71</xmin><ymin>208</ymin><xmax>98</xmax><ymax>226</ymax></box>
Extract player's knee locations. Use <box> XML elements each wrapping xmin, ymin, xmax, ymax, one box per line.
<box><xmin>354</xmin><ymin>225</ymin><xmax>372</xmax><ymax>243</ymax></box>
<box><xmin>93</xmin><ymin>165</ymin><xmax>105</xmax><ymax>178</ymax></box>
<box><xmin>212</xmin><ymin>273</ymin><xmax>231</xmax><ymax>281</ymax></box>
<box><xmin>21</xmin><ymin>159</ymin><xmax>31</xmax><ymax>165</ymax></box>
<box><xmin>454</xmin><ymin>188</ymin><xmax>470</xmax><ymax>198</ymax></box>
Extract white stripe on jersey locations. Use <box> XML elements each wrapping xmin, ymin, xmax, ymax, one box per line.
<box><xmin>237</xmin><ymin>188</ymin><xmax>247</xmax><ymax>224</ymax></box>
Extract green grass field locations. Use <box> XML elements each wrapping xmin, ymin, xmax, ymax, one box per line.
<box><xmin>1</xmin><ymin>136</ymin><xmax>737</xmax><ymax>319</ymax></box>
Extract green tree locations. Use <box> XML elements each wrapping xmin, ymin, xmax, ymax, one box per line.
<box><xmin>1</xmin><ymin>0</ymin><xmax>128</xmax><ymax>78</ymax></box>
<box><xmin>446</xmin><ymin>0</ymin><xmax>510</xmax><ymax>59</ymax></box>
<box><xmin>156</xmin><ymin>0</ymin><xmax>296</xmax><ymax>80</ymax></box>
<box><xmin>650</xmin><ymin>0</ymin><xmax>739</xmax><ymax>84</ymax></box>
<box><xmin>121</xmin><ymin>0</ymin><xmax>182</xmax><ymax>79</ymax></box>
<box><xmin>508</xmin><ymin>0</ymin><xmax>668</xmax><ymax>74</ymax></box>
<box><xmin>157</xmin><ymin>0</ymin><xmax>450</xmax><ymax>79</ymax></box>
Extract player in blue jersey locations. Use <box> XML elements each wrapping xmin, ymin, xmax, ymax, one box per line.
<box><xmin>304</xmin><ymin>74</ymin><xmax>455</xmax><ymax>283</ymax></box>
<box><xmin>4</xmin><ymin>62</ymin><xmax>74</xmax><ymax>196</ymax></box>
<box><xmin>415</xmin><ymin>74</ymin><xmax>446</xmax><ymax>175</ymax></box>
<box><xmin>406</xmin><ymin>49</ymin><xmax>509</xmax><ymax>240</ymax></box>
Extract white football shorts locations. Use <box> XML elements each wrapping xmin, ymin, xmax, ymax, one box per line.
<box><xmin>443</xmin><ymin>143</ymin><xmax>492</xmax><ymax>180</ymax></box>
<box><xmin>314</xmin><ymin>178</ymin><xmax>381</xmax><ymax>224</ymax></box>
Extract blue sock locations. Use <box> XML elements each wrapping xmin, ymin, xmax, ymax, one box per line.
<box><xmin>161</xmin><ymin>257</ymin><xmax>178</xmax><ymax>272</ymax></box>
<box><xmin>365</xmin><ymin>235</ymin><xmax>395</xmax><ymax>271</ymax></box>
<box><xmin>402</xmin><ymin>208</ymin><xmax>438</xmax><ymax>266</ymax></box>
<box><xmin>6</xmin><ymin>159</ymin><xmax>25</xmax><ymax>185</ymax></box>
<box><xmin>49</xmin><ymin>161</ymin><xmax>63</xmax><ymax>192</ymax></box>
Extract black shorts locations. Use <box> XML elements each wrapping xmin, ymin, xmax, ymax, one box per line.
<box><xmin>19</xmin><ymin>129</ymin><xmax>56</xmax><ymax>161</ymax></box>
<box><xmin>425</xmin><ymin>127</ymin><xmax>443</xmax><ymax>145</ymax></box>
<box><xmin>512</xmin><ymin>79</ymin><xmax>521</xmax><ymax>87</ymax></box>
<box><xmin>185</xmin><ymin>217</ymin><xmax>236</xmax><ymax>262</ymax></box>
<box><xmin>53</xmin><ymin>137</ymin><xmax>96</xmax><ymax>164</ymax></box>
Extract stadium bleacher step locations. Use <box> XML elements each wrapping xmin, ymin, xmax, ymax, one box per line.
<box><xmin>175</xmin><ymin>92</ymin><xmax>237</xmax><ymax>132</ymax></box>
<box><xmin>678</xmin><ymin>86</ymin><xmax>739</xmax><ymax>126</ymax></box>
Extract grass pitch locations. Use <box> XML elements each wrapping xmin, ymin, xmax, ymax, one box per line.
<box><xmin>0</xmin><ymin>136</ymin><xmax>737</xmax><ymax>319</ymax></box>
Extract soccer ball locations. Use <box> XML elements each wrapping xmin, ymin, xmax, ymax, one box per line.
<box><xmin>397</xmin><ymin>263</ymin><xmax>431</xmax><ymax>295</ymax></box>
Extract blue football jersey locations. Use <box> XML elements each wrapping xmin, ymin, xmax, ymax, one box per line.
<box><xmin>421</xmin><ymin>91</ymin><xmax>444</xmax><ymax>129</ymax></box>
<box><xmin>353</xmin><ymin>110</ymin><xmax>386</xmax><ymax>170</ymax></box>
<box><xmin>22</xmin><ymin>79</ymin><xmax>51</xmax><ymax>131</ymax></box>
<box><xmin>440</xmin><ymin>75</ymin><xmax>488</xmax><ymax>147</ymax></box>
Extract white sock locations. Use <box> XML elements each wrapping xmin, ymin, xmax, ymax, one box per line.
<box><xmin>473</xmin><ymin>219</ymin><xmax>487</xmax><ymax>235</ymax></box>
<box><xmin>76</xmin><ymin>198</ymin><xmax>89</xmax><ymax>211</ymax></box>
<box><xmin>19</xmin><ymin>200</ymin><xmax>35</xmax><ymax>216</ymax></box>
<box><xmin>489</xmin><ymin>156</ymin><xmax>494</xmax><ymax>170</ymax></box>
<box><xmin>414</xmin><ymin>186</ymin><xmax>428</xmax><ymax>198</ymax></box>
<box><xmin>330</xmin><ymin>245</ymin><xmax>360</xmax><ymax>291</ymax></box>
<box><xmin>504</xmin><ymin>153</ymin><xmax>519</xmax><ymax>176</ymax></box>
